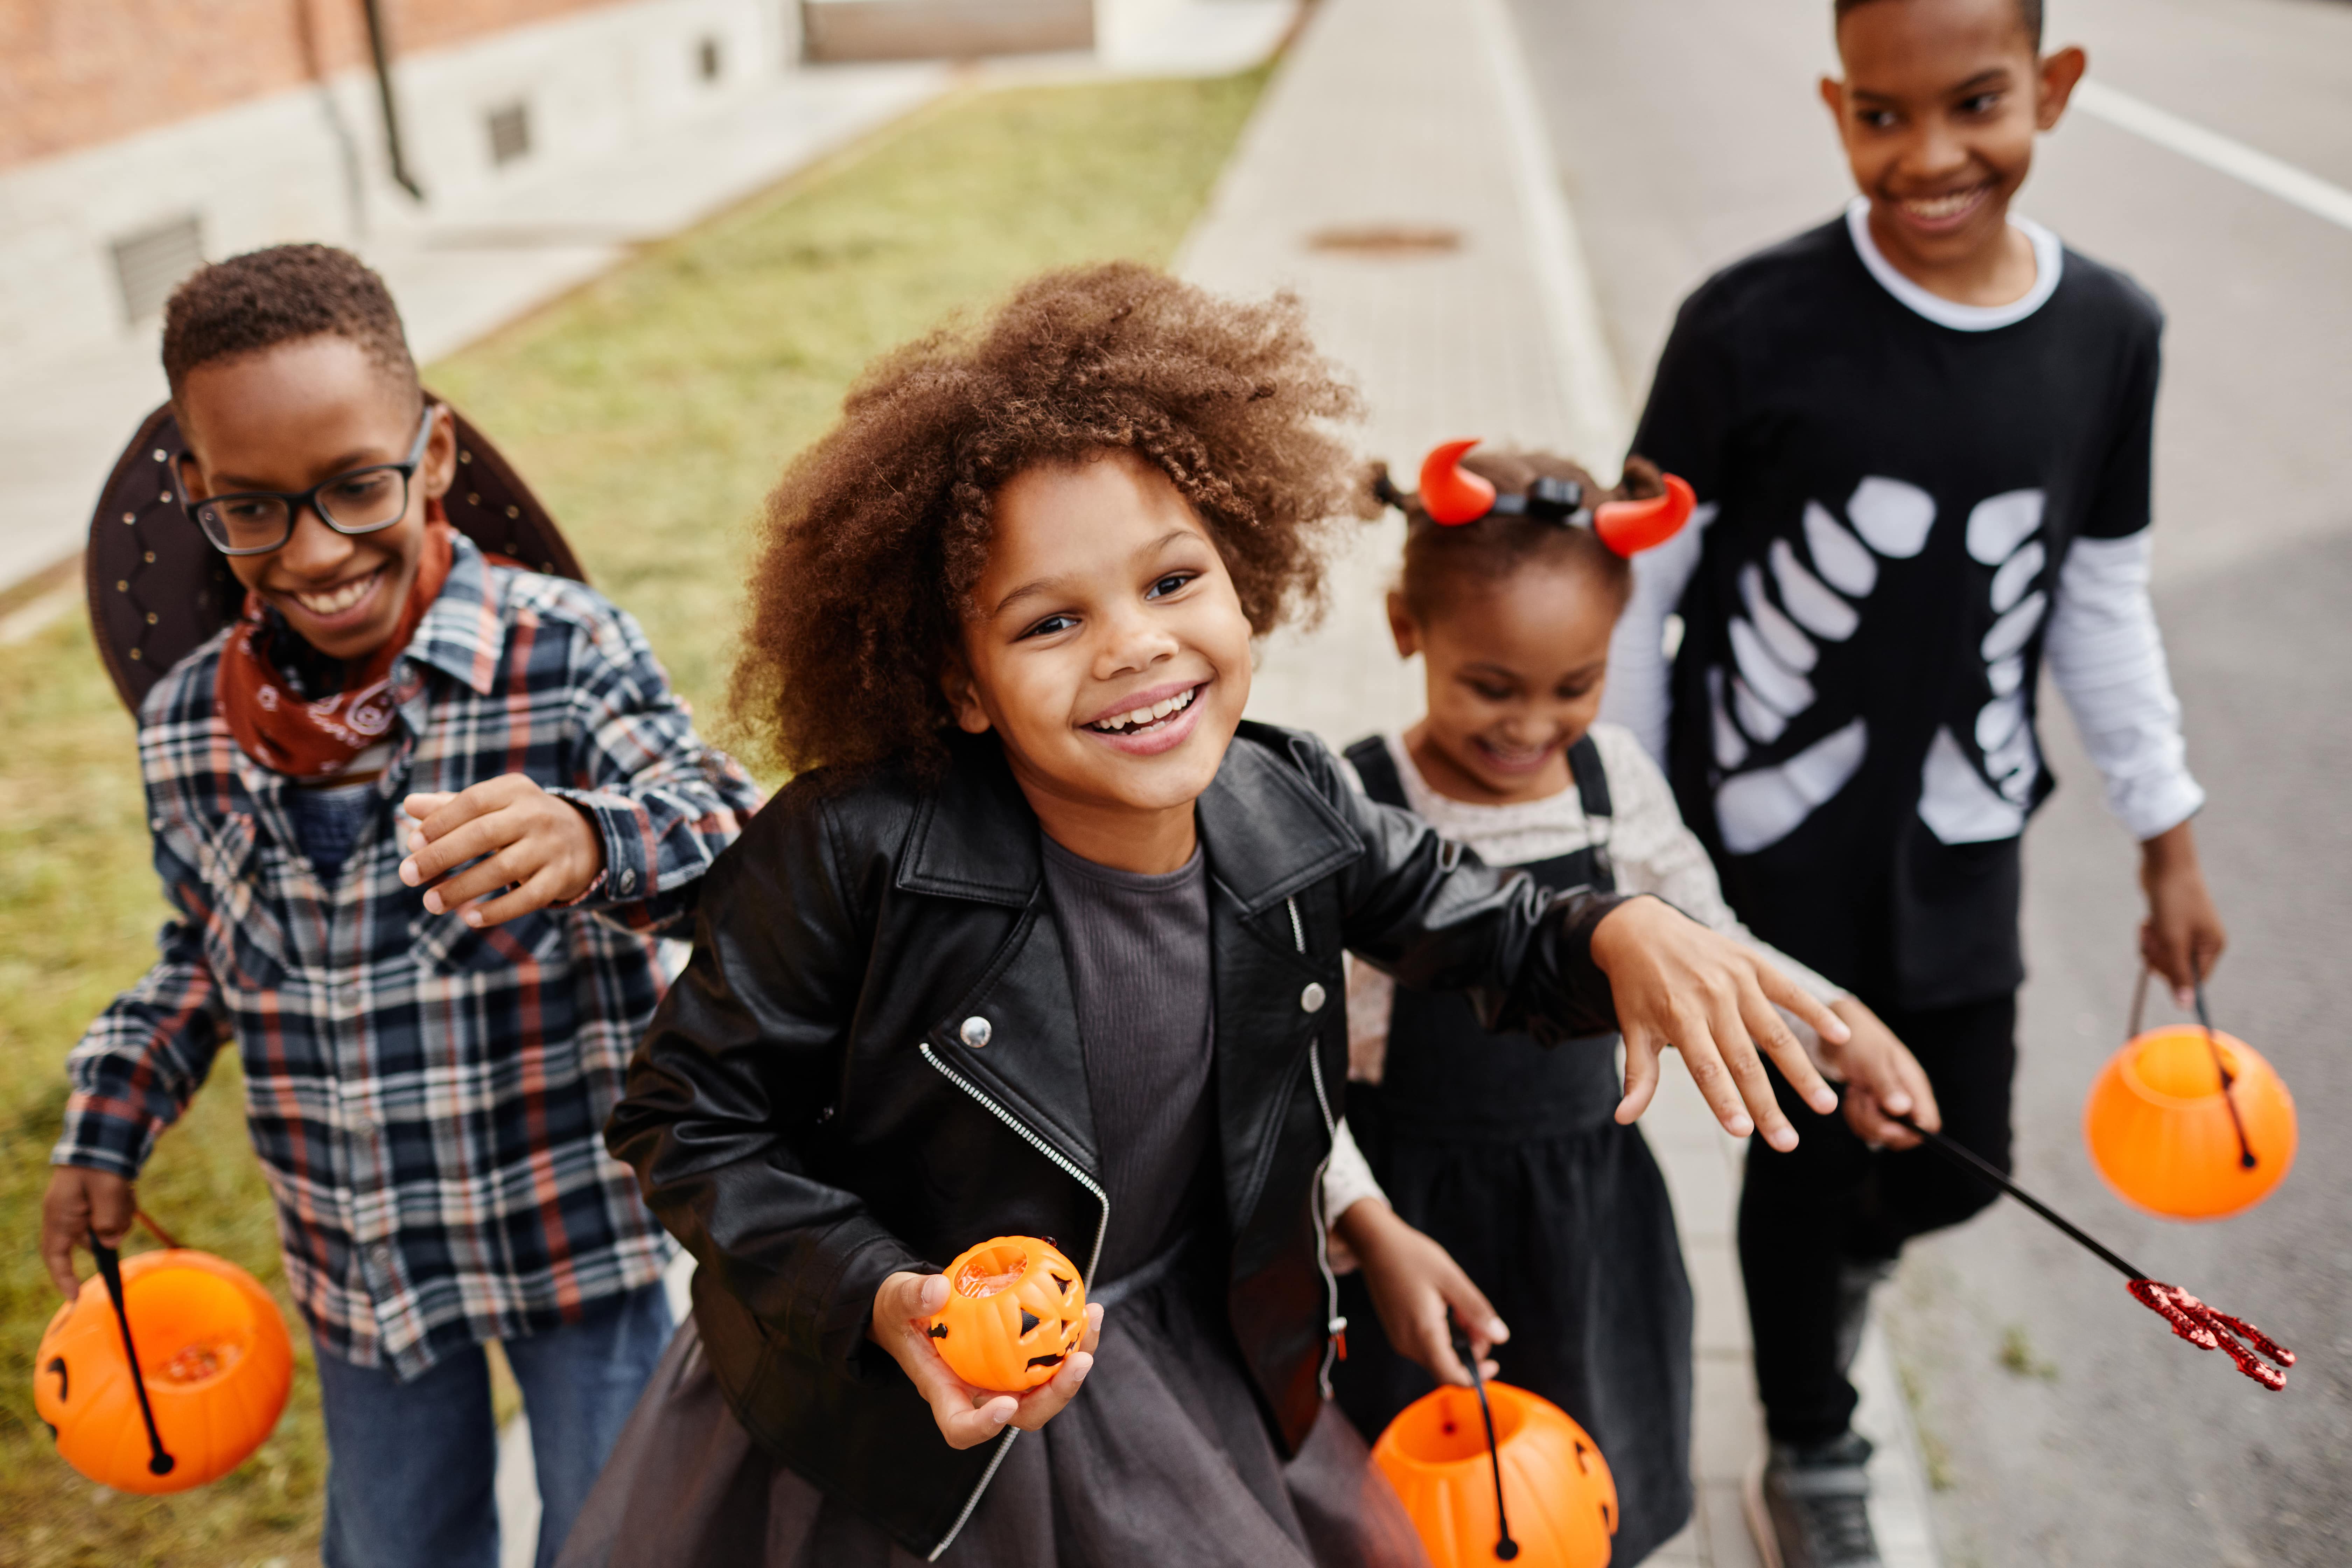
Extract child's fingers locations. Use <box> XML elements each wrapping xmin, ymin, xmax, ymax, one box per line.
<box><xmin>38</xmin><ymin>1202</ymin><xmax>85</xmax><ymax>1299</ymax></box>
<box><xmin>875</xmin><ymin>1274</ymin><xmax>1021</xmax><ymax>1450</ymax></box>
<box><xmin>1006</xmin><ymin>1348</ymin><xmax>1096</xmax><ymax>1432</ymax></box>
<box><xmin>1614</xmin><ymin>1031</ymin><xmax>1664</xmax><ymax>1125</ymax></box>
<box><xmin>405</xmin><ymin>777</ymin><xmax>529</xmax><ymax>847</ymax></box>
<box><xmin>452</xmin><ymin>867</ymin><xmax>571</xmax><ymax>929</ymax></box>
<box><xmin>893</xmin><ymin>1307</ymin><xmax>1007</xmax><ymax>1446</ymax></box>
<box><xmin>1076</xmin><ymin>1301</ymin><xmax>1104</xmax><ymax>1356</ymax></box>
<box><xmin>400</xmin><ymin>791</ymin><xmax>456</xmax><ymax>823</ymax></box>
<box><xmin>1667</xmin><ymin>1004</ymin><xmax>1757</xmax><ymax>1140</ymax></box>
<box><xmin>1842</xmin><ymin>1085</ymin><xmax>1921</xmax><ymax>1150</ymax></box>
<box><xmin>400</xmin><ymin>810</ymin><xmax>523</xmax><ymax>893</ymax></box>
<box><xmin>419</xmin><ymin>847</ymin><xmax>540</xmax><ymax>917</ymax></box>
<box><xmin>2140</xmin><ymin>919</ymin><xmax>2192</xmax><ymax>1001</ymax></box>
<box><xmin>1703</xmin><ymin>989</ymin><xmax>1801</xmax><ymax>1153</ymax></box>
<box><xmin>933</xmin><ymin>1387</ymin><xmax>1019</xmax><ymax>1448</ymax></box>
<box><xmin>1738</xmin><ymin>977</ymin><xmax>1837</xmax><ymax>1118</ymax></box>
<box><xmin>1889</xmin><ymin>1047</ymin><xmax>1940</xmax><ymax>1134</ymax></box>
<box><xmin>1436</xmin><ymin>1264</ymin><xmax>1508</xmax><ymax>1353</ymax></box>
<box><xmin>1758</xmin><ymin>962</ymin><xmax>1849</xmax><ymax>1047</ymax></box>
<box><xmin>1416</xmin><ymin>1301</ymin><xmax>1473</xmax><ymax>1386</ymax></box>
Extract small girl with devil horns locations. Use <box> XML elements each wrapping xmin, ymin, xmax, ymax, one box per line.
<box><xmin>1327</xmin><ymin>443</ymin><xmax>1939</xmax><ymax>1564</ymax></box>
<box><xmin>559</xmin><ymin>266</ymin><xmax>1858</xmax><ymax>1567</ymax></box>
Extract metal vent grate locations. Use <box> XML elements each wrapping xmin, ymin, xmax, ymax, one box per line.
<box><xmin>110</xmin><ymin>214</ymin><xmax>205</xmax><ymax>325</ymax></box>
<box><xmin>486</xmin><ymin>102</ymin><xmax>531</xmax><ymax>167</ymax></box>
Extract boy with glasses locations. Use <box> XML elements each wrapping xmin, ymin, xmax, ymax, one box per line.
<box><xmin>38</xmin><ymin>244</ymin><xmax>760</xmax><ymax>1568</ymax></box>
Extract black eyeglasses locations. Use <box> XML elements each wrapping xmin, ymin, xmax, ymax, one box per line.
<box><xmin>186</xmin><ymin>404</ymin><xmax>439</xmax><ymax>556</ymax></box>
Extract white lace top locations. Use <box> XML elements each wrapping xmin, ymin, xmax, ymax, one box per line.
<box><xmin>1319</xmin><ymin>722</ymin><xmax>1845</xmax><ymax>1226</ymax></box>
<box><xmin>1342</xmin><ymin>722</ymin><xmax>1845</xmax><ymax>1086</ymax></box>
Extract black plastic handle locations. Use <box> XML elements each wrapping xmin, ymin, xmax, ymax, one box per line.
<box><xmin>88</xmin><ymin>1228</ymin><xmax>175</xmax><ymax>1477</ymax></box>
<box><xmin>1450</xmin><ymin>1324</ymin><xmax>1518</xmax><ymax>1561</ymax></box>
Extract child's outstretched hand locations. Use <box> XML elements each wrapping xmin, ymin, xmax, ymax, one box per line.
<box><xmin>1336</xmin><ymin>1198</ymin><xmax>1507</xmax><ymax>1386</ymax></box>
<box><xmin>1591</xmin><ymin>896</ymin><xmax>1845</xmax><ymax>1151</ymax></box>
<box><xmin>1818</xmin><ymin>996</ymin><xmax>1940</xmax><ymax>1150</ymax></box>
<box><xmin>398</xmin><ymin>776</ymin><xmax>605</xmax><ymax>927</ymax></box>
<box><xmin>870</xmin><ymin>1270</ymin><xmax>1104</xmax><ymax>1450</ymax></box>
<box><xmin>2139</xmin><ymin>821</ymin><xmax>2227</xmax><ymax>1008</ymax></box>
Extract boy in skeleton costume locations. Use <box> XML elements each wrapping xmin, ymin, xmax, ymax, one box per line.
<box><xmin>1604</xmin><ymin>1</ymin><xmax>2229</xmax><ymax>1563</ymax></box>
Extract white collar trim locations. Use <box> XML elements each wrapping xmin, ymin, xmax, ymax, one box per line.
<box><xmin>1844</xmin><ymin>196</ymin><xmax>2063</xmax><ymax>331</ymax></box>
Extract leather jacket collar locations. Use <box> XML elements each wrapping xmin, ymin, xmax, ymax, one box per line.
<box><xmin>898</xmin><ymin>724</ymin><xmax>1365</xmax><ymax>916</ymax></box>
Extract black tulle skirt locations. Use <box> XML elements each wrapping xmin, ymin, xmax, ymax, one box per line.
<box><xmin>559</xmin><ymin>1255</ymin><xmax>1431</xmax><ymax>1568</ymax></box>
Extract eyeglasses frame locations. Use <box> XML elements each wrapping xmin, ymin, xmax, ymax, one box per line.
<box><xmin>183</xmin><ymin>402</ymin><xmax>442</xmax><ymax>557</ymax></box>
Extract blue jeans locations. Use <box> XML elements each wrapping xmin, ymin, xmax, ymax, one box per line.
<box><xmin>313</xmin><ymin>1280</ymin><xmax>673</xmax><ymax>1568</ymax></box>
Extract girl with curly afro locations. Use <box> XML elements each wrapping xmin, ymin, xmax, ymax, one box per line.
<box><xmin>569</xmin><ymin>262</ymin><xmax>1848</xmax><ymax>1567</ymax></box>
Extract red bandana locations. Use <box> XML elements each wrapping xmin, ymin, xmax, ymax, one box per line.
<box><xmin>216</xmin><ymin>517</ymin><xmax>457</xmax><ymax>778</ymax></box>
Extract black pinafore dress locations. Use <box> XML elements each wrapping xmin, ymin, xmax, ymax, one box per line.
<box><xmin>1334</xmin><ymin>736</ymin><xmax>1694</xmax><ymax>1566</ymax></box>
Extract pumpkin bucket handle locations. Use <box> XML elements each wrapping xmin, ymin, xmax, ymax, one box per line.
<box><xmin>87</xmin><ymin>1228</ymin><xmax>176</xmax><ymax>1478</ymax></box>
<box><xmin>2125</xmin><ymin>964</ymin><xmax>2258</xmax><ymax>1171</ymax></box>
<box><xmin>1448</xmin><ymin>1324</ymin><xmax>1519</xmax><ymax>1561</ymax></box>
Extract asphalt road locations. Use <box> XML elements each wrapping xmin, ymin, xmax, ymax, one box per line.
<box><xmin>1504</xmin><ymin>0</ymin><xmax>2352</xmax><ymax>1561</ymax></box>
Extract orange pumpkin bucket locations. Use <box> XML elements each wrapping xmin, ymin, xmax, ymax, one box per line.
<box><xmin>923</xmin><ymin>1236</ymin><xmax>1088</xmax><ymax>1393</ymax></box>
<box><xmin>2086</xmin><ymin>973</ymin><xmax>2295</xmax><ymax>1224</ymax></box>
<box><xmin>1374</xmin><ymin>1379</ymin><xmax>1617</xmax><ymax>1568</ymax></box>
<box><xmin>35</xmin><ymin>1238</ymin><xmax>294</xmax><ymax>1494</ymax></box>
<box><xmin>2086</xmin><ymin>1021</ymin><xmax>2295</xmax><ymax>1220</ymax></box>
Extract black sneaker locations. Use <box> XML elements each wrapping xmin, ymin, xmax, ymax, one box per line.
<box><xmin>1760</xmin><ymin>1432</ymin><xmax>1881</xmax><ymax>1568</ymax></box>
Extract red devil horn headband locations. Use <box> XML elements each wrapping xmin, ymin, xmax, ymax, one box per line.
<box><xmin>1399</xmin><ymin>438</ymin><xmax>1696</xmax><ymax>557</ymax></box>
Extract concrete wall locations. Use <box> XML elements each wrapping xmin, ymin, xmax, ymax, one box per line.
<box><xmin>0</xmin><ymin>0</ymin><xmax>797</xmax><ymax>365</ymax></box>
<box><xmin>0</xmin><ymin>0</ymin><xmax>665</xmax><ymax>170</ymax></box>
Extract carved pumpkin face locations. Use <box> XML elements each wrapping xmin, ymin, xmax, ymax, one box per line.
<box><xmin>924</xmin><ymin>1236</ymin><xmax>1088</xmax><ymax>1393</ymax></box>
<box><xmin>1375</xmin><ymin>1380</ymin><xmax>1618</xmax><ymax>1568</ymax></box>
<box><xmin>33</xmin><ymin>1249</ymin><xmax>294</xmax><ymax>1495</ymax></box>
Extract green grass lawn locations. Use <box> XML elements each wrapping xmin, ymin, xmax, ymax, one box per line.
<box><xmin>0</xmin><ymin>66</ymin><xmax>1266</xmax><ymax>1566</ymax></box>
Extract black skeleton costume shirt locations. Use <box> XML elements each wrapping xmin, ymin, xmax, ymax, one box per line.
<box><xmin>1605</xmin><ymin>200</ymin><xmax>2203</xmax><ymax>1010</ymax></box>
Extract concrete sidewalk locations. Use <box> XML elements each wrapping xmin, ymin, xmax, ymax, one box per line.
<box><xmin>1180</xmin><ymin>0</ymin><xmax>1942</xmax><ymax>1560</ymax></box>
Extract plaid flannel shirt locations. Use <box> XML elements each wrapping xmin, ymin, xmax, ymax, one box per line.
<box><xmin>55</xmin><ymin>537</ymin><xmax>761</xmax><ymax>1378</ymax></box>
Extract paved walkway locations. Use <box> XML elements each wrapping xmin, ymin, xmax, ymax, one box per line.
<box><xmin>1179</xmin><ymin>0</ymin><xmax>1941</xmax><ymax>1561</ymax></box>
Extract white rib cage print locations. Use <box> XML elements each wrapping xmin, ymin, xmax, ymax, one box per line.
<box><xmin>1706</xmin><ymin>478</ymin><xmax>2051</xmax><ymax>854</ymax></box>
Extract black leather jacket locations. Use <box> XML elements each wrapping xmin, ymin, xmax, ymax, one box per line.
<box><xmin>607</xmin><ymin>723</ymin><xmax>1627</xmax><ymax>1557</ymax></box>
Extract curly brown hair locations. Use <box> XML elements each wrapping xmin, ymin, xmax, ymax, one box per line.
<box><xmin>729</xmin><ymin>262</ymin><xmax>1377</xmax><ymax>780</ymax></box>
<box><xmin>162</xmin><ymin>244</ymin><xmax>419</xmax><ymax>412</ymax></box>
<box><xmin>1395</xmin><ymin>449</ymin><xmax>1659</xmax><ymax>622</ymax></box>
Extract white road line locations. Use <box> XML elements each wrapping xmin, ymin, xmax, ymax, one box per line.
<box><xmin>2073</xmin><ymin>79</ymin><xmax>2352</xmax><ymax>236</ymax></box>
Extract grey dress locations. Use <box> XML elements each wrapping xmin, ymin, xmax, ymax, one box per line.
<box><xmin>558</xmin><ymin>840</ymin><xmax>1429</xmax><ymax>1568</ymax></box>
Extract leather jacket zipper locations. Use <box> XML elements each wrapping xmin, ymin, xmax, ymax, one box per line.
<box><xmin>1289</xmin><ymin>896</ymin><xmax>1347</xmax><ymax>1400</ymax></box>
<box><xmin>918</xmin><ymin>1040</ymin><xmax>1110</xmax><ymax>1560</ymax></box>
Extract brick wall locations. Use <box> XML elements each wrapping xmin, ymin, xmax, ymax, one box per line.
<box><xmin>0</xmin><ymin>0</ymin><xmax>634</xmax><ymax>171</ymax></box>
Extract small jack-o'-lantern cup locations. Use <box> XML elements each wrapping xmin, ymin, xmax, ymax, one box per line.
<box><xmin>34</xmin><ymin>1243</ymin><xmax>294</xmax><ymax>1494</ymax></box>
<box><xmin>2086</xmin><ymin>1022</ymin><xmax>2295</xmax><ymax>1221</ymax></box>
<box><xmin>923</xmin><ymin>1236</ymin><xmax>1088</xmax><ymax>1393</ymax></box>
<box><xmin>1375</xmin><ymin>1380</ymin><xmax>1617</xmax><ymax>1568</ymax></box>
